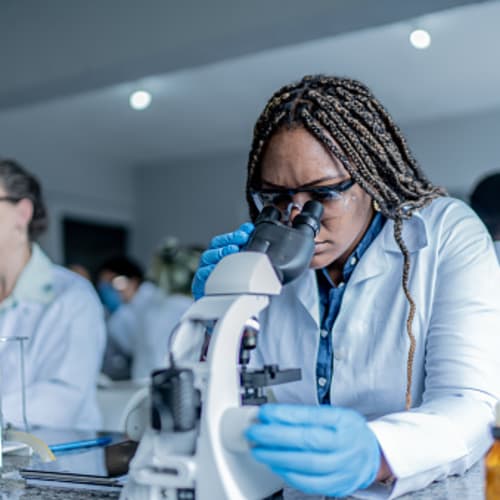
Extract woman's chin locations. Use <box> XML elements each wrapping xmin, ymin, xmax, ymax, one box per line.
<box><xmin>310</xmin><ymin>251</ymin><xmax>332</xmax><ymax>270</ymax></box>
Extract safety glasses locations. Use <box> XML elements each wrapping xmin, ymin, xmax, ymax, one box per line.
<box><xmin>250</xmin><ymin>179</ymin><xmax>354</xmax><ymax>213</ymax></box>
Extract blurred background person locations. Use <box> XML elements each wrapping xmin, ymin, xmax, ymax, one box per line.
<box><xmin>148</xmin><ymin>236</ymin><xmax>203</xmax><ymax>296</ymax></box>
<box><xmin>0</xmin><ymin>158</ymin><xmax>106</xmax><ymax>430</ymax></box>
<box><xmin>67</xmin><ymin>263</ymin><xmax>92</xmax><ymax>281</ymax></box>
<box><xmin>470</xmin><ymin>171</ymin><xmax>500</xmax><ymax>262</ymax></box>
<box><xmin>97</xmin><ymin>255</ymin><xmax>192</xmax><ymax>382</ymax></box>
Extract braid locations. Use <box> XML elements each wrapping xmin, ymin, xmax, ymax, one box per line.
<box><xmin>394</xmin><ymin>218</ymin><xmax>417</xmax><ymax>410</ymax></box>
<box><xmin>246</xmin><ymin>75</ymin><xmax>446</xmax><ymax>410</ymax></box>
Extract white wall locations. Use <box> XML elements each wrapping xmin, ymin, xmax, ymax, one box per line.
<box><xmin>402</xmin><ymin>106</ymin><xmax>500</xmax><ymax>200</ymax></box>
<box><xmin>40</xmin><ymin>160</ymin><xmax>137</xmax><ymax>263</ymax></box>
<box><xmin>134</xmin><ymin>150</ymin><xmax>248</xmax><ymax>264</ymax></box>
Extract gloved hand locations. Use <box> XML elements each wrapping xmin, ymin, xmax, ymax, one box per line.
<box><xmin>245</xmin><ymin>404</ymin><xmax>381</xmax><ymax>497</ymax></box>
<box><xmin>191</xmin><ymin>222</ymin><xmax>254</xmax><ymax>301</ymax></box>
<box><xmin>97</xmin><ymin>281</ymin><xmax>122</xmax><ymax>313</ymax></box>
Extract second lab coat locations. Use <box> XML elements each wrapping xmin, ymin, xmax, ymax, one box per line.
<box><xmin>108</xmin><ymin>282</ymin><xmax>192</xmax><ymax>381</ymax></box>
<box><xmin>250</xmin><ymin>197</ymin><xmax>500</xmax><ymax>499</ymax></box>
<box><xmin>0</xmin><ymin>245</ymin><xmax>106</xmax><ymax>430</ymax></box>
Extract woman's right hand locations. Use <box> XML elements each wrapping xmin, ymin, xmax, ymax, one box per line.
<box><xmin>191</xmin><ymin>222</ymin><xmax>255</xmax><ymax>300</ymax></box>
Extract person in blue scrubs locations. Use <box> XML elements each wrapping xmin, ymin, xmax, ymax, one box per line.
<box><xmin>191</xmin><ymin>75</ymin><xmax>500</xmax><ymax>498</ymax></box>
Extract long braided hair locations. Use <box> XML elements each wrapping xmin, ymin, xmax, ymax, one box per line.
<box><xmin>246</xmin><ymin>75</ymin><xmax>446</xmax><ymax>410</ymax></box>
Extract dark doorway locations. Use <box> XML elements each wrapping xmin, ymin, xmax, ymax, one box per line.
<box><xmin>62</xmin><ymin>217</ymin><xmax>129</xmax><ymax>282</ymax></box>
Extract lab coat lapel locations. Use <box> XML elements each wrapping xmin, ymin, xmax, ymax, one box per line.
<box><xmin>267</xmin><ymin>270</ymin><xmax>320</xmax><ymax>406</ymax></box>
<box><xmin>349</xmin><ymin>213</ymin><xmax>429</xmax><ymax>287</ymax></box>
<box><xmin>291</xmin><ymin>270</ymin><xmax>320</xmax><ymax>327</ymax></box>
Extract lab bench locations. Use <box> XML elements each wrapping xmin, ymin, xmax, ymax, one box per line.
<box><xmin>0</xmin><ymin>453</ymin><xmax>485</xmax><ymax>499</ymax></box>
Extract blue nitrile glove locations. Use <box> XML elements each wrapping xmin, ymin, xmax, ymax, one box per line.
<box><xmin>245</xmin><ymin>404</ymin><xmax>381</xmax><ymax>498</ymax></box>
<box><xmin>191</xmin><ymin>222</ymin><xmax>254</xmax><ymax>301</ymax></box>
<box><xmin>97</xmin><ymin>282</ymin><xmax>122</xmax><ymax>313</ymax></box>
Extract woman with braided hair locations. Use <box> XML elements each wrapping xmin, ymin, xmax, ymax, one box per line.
<box><xmin>191</xmin><ymin>75</ymin><xmax>500</xmax><ymax>498</ymax></box>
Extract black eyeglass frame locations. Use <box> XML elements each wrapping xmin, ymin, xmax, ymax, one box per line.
<box><xmin>0</xmin><ymin>196</ymin><xmax>22</xmax><ymax>204</ymax></box>
<box><xmin>250</xmin><ymin>179</ymin><xmax>355</xmax><ymax>212</ymax></box>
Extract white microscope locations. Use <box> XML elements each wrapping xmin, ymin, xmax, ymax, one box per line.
<box><xmin>120</xmin><ymin>201</ymin><xmax>323</xmax><ymax>500</ymax></box>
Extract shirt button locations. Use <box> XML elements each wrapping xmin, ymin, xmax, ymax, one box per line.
<box><xmin>338</xmin><ymin>282</ymin><xmax>345</xmax><ymax>288</ymax></box>
<box><xmin>334</xmin><ymin>349</ymin><xmax>345</xmax><ymax>361</ymax></box>
<box><xmin>350</xmin><ymin>256</ymin><xmax>358</xmax><ymax>266</ymax></box>
<box><xmin>320</xmin><ymin>328</ymin><xmax>329</xmax><ymax>338</ymax></box>
<box><xmin>317</xmin><ymin>377</ymin><xmax>327</xmax><ymax>387</ymax></box>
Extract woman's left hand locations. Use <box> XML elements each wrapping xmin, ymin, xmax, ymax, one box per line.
<box><xmin>245</xmin><ymin>404</ymin><xmax>381</xmax><ymax>497</ymax></box>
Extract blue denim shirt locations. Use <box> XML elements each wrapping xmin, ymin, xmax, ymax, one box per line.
<box><xmin>316</xmin><ymin>212</ymin><xmax>385</xmax><ymax>404</ymax></box>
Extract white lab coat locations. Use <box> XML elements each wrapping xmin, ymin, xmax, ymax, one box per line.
<box><xmin>0</xmin><ymin>247</ymin><xmax>106</xmax><ymax>430</ymax></box>
<box><xmin>108</xmin><ymin>282</ymin><xmax>192</xmax><ymax>381</ymax></box>
<box><xmin>250</xmin><ymin>197</ymin><xmax>500</xmax><ymax>499</ymax></box>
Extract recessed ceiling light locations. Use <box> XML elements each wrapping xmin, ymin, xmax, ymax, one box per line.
<box><xmin>129</xmin><ymin>90</ymin><xmax>152</xmax><ymax>110</ymax></box>
<box><xmin>409</xmin><ymin>29</ymin><xmax>431</xmax><ymax>50</ymax></box>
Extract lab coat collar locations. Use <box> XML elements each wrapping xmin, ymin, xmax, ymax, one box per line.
<box><xmin>4</xmin><ymin>243</ymin><xmax>55</xmax><ymax>308</ymax></box>
<box><xmin>346</xmin><ymin>211</ymin><xmax>429</xmax><ymax>288</ymax></box>
<box><xmin>383</xmin><ymin>211</ymin><xmax>429</xmax><ymax>254</ymax></box>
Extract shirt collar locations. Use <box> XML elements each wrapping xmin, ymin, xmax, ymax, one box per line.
<box><xmin>319</xmin><ymin>211</ymin><xmax>386</xmax><ymax>288</ymax></box>
<box><xmin>1</xmin><ymin>243</ymin><xmax>55</xmax><ymax>310</ymax></box>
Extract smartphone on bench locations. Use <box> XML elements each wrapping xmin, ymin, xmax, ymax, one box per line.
<box><xmin>20</xmin><ymin>439</ymin><xmax>139</xmax><ymax>490</ymax></box>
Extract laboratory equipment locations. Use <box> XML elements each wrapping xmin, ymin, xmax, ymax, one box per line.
<box><xmin>49</xmin><ymin>436</ymin><xmax>113</xmax><ymax>453</ymax></box>
<box><xmin>120</xmin><ymin>200</ymin><xmax>323</xmax><ymax>500</ymax></box>
<box><xmin>1</xmin><ymin>335</ymin><xmax>29</xmax><ymax>469</ymax></box>
<box><xmin>0</xmin><ymin>335</ymin><xmax>29</xmax><ymax>431</ymax></box>
<box><xmin>485</xmin><ymin>401</ymin><xmax>500</xmax><ymax>499</ymax></box>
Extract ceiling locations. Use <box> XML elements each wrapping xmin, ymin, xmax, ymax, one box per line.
<box><xmin>0</xmin><ymin>0</ymin><xmax>498</xmax><ymax>167</ymax></box>
<box><xmin>0</xmin><ymin>0</ymin><xmax>487</xmax><ymax>110</ymax></box>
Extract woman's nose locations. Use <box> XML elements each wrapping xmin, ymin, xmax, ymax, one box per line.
<box><xmin>284</xmin><ymin>199</ymin><xmax>304</xmax><ymax>225</ymax></box>
<box><xmin>289</xmin><ymin>203</ymin><xmax>302</xmax><ymax>220</ymax></box>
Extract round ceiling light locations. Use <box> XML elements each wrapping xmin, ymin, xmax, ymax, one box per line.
<box><xmin>409</xmin><ymin>29</ymin><xmax>431</xmax><ymax>50</ymax></box>
<box><xmin>129</xmin><ymin>90</ymin><xmax>152</xmax><ymax>110</ymax></box>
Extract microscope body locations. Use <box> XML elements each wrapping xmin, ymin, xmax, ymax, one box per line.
<box><xmin>120</xmin><ymin>202</ymin><xmax>322</xmax><ymax>500</ymax></box>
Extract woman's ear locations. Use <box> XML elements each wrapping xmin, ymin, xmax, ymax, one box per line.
<box><xmin>15</xmin><ymin>198</ymin><xmax>34</xmax><ymax>232</ymax></box>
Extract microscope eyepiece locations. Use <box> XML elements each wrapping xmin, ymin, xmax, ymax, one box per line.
<box><xmin>292</xmin><ymin>200</ymin><xmax>323</xmax><ymax>236</ymax></box>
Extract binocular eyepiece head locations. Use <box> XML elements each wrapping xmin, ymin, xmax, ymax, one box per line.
<box><xmin>246</xmin><ymin>200</ymin><xmax>323</xmax><ymax>284</ymax></box>
<box><xmin>255</xmin><ymin>200</ymin><xmax>323</xmax><ymax>236</ymax></box>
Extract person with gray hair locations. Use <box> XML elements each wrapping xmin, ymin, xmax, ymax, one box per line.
<box><xmin>0</xmin><ymin>158</ymin><xmax>106</xmax><ymax>430</ymax></box>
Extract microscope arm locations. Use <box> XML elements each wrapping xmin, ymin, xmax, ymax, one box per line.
<box><xmin>123</xmin><ymin>252</ymin><xmax>286</xmax><ymax>500</ymax></box>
